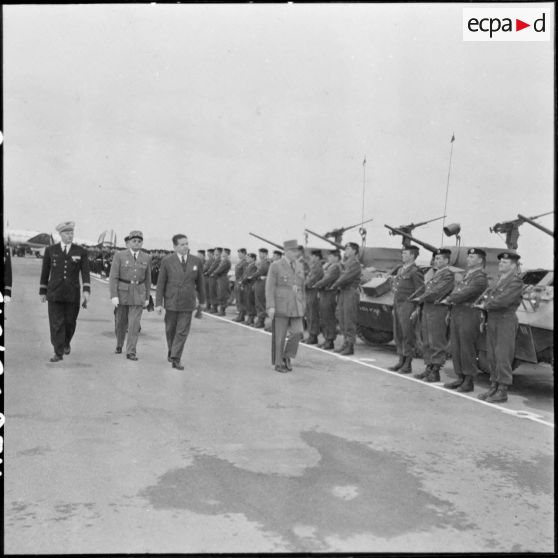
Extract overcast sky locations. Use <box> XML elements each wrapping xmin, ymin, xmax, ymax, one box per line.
<box><xmin>3</xmin><ymin>3</ymin><xmax>554</xmax><ymax>267</ymax></box>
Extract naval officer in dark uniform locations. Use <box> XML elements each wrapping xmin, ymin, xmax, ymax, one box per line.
<box><xmin>39</xmin><ymin>221</ymin><xmax>91</xmax><ymax>362</ymax></box>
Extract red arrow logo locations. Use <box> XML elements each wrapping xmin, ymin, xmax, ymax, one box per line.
<box><xmin>516</xmin><ymin>19</ymin><xmax>530</xmax><ymax>31</ymax></box>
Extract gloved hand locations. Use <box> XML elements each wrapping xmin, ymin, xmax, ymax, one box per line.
<box><xmin>111</xmin><ymin>297</ymin><xmax>119</xmax><ymax>307</ymax></box>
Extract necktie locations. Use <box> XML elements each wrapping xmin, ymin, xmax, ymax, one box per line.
<box><xmin>181</xmin><ymin>256</ymin><xmax>187</xmax><ymax>271</ymax></box>
<box><xmin>63</xmin><ymin>245</ymin><xmax>68</xmax><ymax>255</ymax></box>
<box><xmin>133</xmin><ymin>252</ymin><xmax>137</xmax><ymax>261</ymax></box>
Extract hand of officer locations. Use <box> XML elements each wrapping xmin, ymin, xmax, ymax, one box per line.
<box><xmin>156</xmin><ymin>306</ymin><xmax>163</xmax><ymax>315</ymax></box>
<box><xmin>82</xmin><ymin>292</ymin><xmax>90</xmax><ymax>304</ymax></box>
<box><xmin>267</xmin><ymin>307</ymin><xmax>275</xmax><ymax>320</ymax></box>
<box><xmin>143</xmin><ymin>300</ymin><xmax>149</xmax><ymax>308</ymax></box>
<box><xmin>40</xmin><ymin>295</ymin><xmax>47</xmax><ymax>303</ymax></box>
<box><xmin>410</xmin><ymin>309</ymin><xmax>419</xmax><ymax>323</ymax></box>
<box><xmin>111</xmin><ymin>297</ymin><xmax>119</xmax><ymax>307</ymax></box>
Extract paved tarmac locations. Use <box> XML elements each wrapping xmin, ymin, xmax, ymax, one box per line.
<box><xmin>3</xmin><ymin>257</ymin><xmax>554</xmax><ymax>553</ymax></box>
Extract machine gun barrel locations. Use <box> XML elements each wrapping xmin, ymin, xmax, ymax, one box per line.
<box><xmin>248</xmin><ymin>232</ymin><xmax>283</xmax><ymax>250</ymax></box>
<box><xmin>304</xmin><ymin>229</ymin><xmax>345</xmax><ymax>250</ymax></box>
<box><xmin>384</xmin><ymin>224</ymin><xmax>438</xmax><ymax>253</ymax></box>
<box><xmin>397</xmin><ymin>215</ymin><xmax>446</xmax><ymax>231</ymax></box>
<box><xmin>517</xmin><ymin>214</ymin><xmax>554</xmax><ymax>237</ymax></box>
<box><xmin>325</xmin><ymin>217</ymin><xmax>374</xmax><ymax>238</ymax></box>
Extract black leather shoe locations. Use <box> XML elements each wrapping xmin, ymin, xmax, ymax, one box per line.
<box><xmin>63</xmin><ymin>345</ymin><xmax>71</xmax><ymax>355</ymax></box>
<box><xmin>275</xmin><ymin>363</ymin><xmax>289</xmax><ymax>373</ymax></box>
<box><xmin>456</xmin><ymin>376</ymin><xmax>474</xmax><ymax>393</ymax></box>
<box><xmin>425</xmin><ymin>366</ymin><xmax>441</xmax><ymax>383</ymax></box>
<box><xmin>172</xmin><ymin>361</ymin><xmax>185</xmax><ymax>370</ymax></box>
<box><xmin>334</xmin><ymin>343</ymin><xmax>347</xmax><ymax>353</ymax></box>
<box><xmin>115</xmin><ymin>347</ymin><xmax>122</xmax><ymax>354</ymax></box>
<box><xmin>49</xmin><ymin>354</ymin><xmax>63</xmax><ymax>362</ymax></box>
<box><xmin>126</xmin><ymin>354</ymin><xmax>138</xmax><ymax>361</ymax></box>
<box><xmin>194</xmin><ymin>310</ymin><xmax>202</xmax><ymax>319</ymax></box>
<box><xmin>303</xmin><ymin>335</ymin><xmax>319</xmax><ymax>345</ymax></box>
<box><xmin>283</xmin><ymin>357</ymin><xmax>292</xmax><ymax>371</ymax></box>
<box><xmin>253</xmin><ymin>321</ymin><xmax>265</xmax><ymax>328</ymax></box>
<box><xmin>443</xmin><ymin>376</ymin><xmax>464</xmax><ymax>389</ymax></box>
<box><xmin>339</xmin><ymin>344</ymin><xmax>354</xmax><ymax>356</ymax></box>
<box><xmin>414</xmin><ymin>365</ymin><xmax>432</xmax><ymax>379</ymax></box>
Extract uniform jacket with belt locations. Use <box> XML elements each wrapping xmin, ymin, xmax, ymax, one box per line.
<box><xmin>252</xmin><ymin>259</ymin><xmax>271</xmax><ymax>282</ymax></box>
<box><xmin>391</xmin><ymin>263</ymin><xmax>424</xmax><ymax>303</ymax></box>
<box><xmin>265</xmin><ymin>257</ymin><xmax>306</xmax><ymax>317</ymax></box>
<box><xmin>304</xmin><ymin>260</ymin><xmax>325</xmax><ymax>289</ymax></box>
<box><xmin>415</xmin><ymin>266</ymin><xmax>455</xmax><ymax>304</ymax></box>
<box><xmin>109</xmin><ymin>249</ymin><xmax>152</xmax><ymax>306</ymax></box>
<box><xmin>155</xmin><ymin>253</ymin><xmax>205</xmax><ymax>312</ymax></box>
<box><xmin>446</xmin><ymin>267</ymin><xmax>488</xmax><ymax>305</ymax></box>
<box><xmin>212</xmin><ymin>258</ymin><xmax>231</xmax><ymax>278</ymax></box>
<box><xmin>313</xmin><ymin>261</ymin><xmax>342</xmax><ymax>290</ymax></box>
<box><xmin>235</xmin><ymin>258</ymin><xmax>248</xmax><ymax>280</ymax></box>
<box><xmin>483</xmin><ymin>272</ymin><xmax>523</xmax><ymax>314</ymax></box>
<box><xmin>203</xmin><ymin>256</ymin><xmax>214</xmax><ymax>276</ymax></box>
<box><xmin>331</xmin><ymin>255</ymin><xmax>361</xmax><ymax>290</ymax></box>
<box><xmin>39</xmin><ymin>243</ymin><xmax>91</xmax><ymax>302</ymax></box>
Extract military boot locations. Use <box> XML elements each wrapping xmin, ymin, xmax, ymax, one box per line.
<box><xmin>425</xmin><ymin>364</ymin><xmax>441</xmax><ymax>382</ymax></box>
<box><xmin>334</xmin><ymin>341</ymin><xmax>348</xmax><ymax>353</ymax></box>
<box><xmin>388</xmin><ymin>355</ymin><xmax>406</xmax><ymax>371</ymax></box>
<box><xmin>477</xmin><ymin>382</ymin><xmax>498</xmax><ymax>401</ymax></box>
<box><xmin>218</xmin><ymin>306</ymin><xmax>226</xmax><ymax>316</ymax></box>
<box><xmin>253</xmin><ymin>318</ymin><xmax>265</xmax><ymax>328</ymax></box>
<box><xmin>245</xmin><ymin>315</ymin><xmax>255</xmax><ymax>326</ymax></box>
<box><xmin>398</xmin><ymin>356</ymin><xmax>413</xmax><ymax>374</ymax></box>
<box><xmin>233</xmin><ymin>312</ymin><xmax>245</xmax><ymax>323</ymax></box>
<box><xmin>303</xmin><ymin>335</ymin><xmax>319</xmax><ymax>345</ymax></box>
<box><xmin>339</xmin><ymin>343</ymin><xmax>354</xmax><ymax>356</ymax></box>
<box><xmin>318</xmin><ymin>339</ymin><xmax>334</xmax><ymax>350</ymax></box>
<box><xmin>444</xmin><ymin>375</ymin><xmax>464</xmax><ymax>389</ymax></box>
<box><xmin>486</xmin><ymin>384</ymin><xmax>508</xmax><ymax>403</ymax></box>
<box><xmin>413</xmin><ymin>365</ymin><xmax>432</xmax><ymax>380</ymax></box>
<box><xmin>456</xmin><ymin>375</ymin><xmax>474</xmax><ymax>393</ymax></box>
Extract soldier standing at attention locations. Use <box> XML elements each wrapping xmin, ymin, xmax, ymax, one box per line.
<box><xmin>296</xmin><ymin>245</ymin><xmax>310</xmax><ymax>277</ymax></box>
<box><xmin>475</xmin><ymin>251</ymin><xmax>523</xmax><ymax>403</ymax></box>
<box><xmin>302</xmin><ymin>250</ymin><xmax>324</xmax><ymax>345</ymax></box>
<box><xmin>314</xmin><ymin>249</ymin><xmax>342</xmax><ymax>350</ymax></box>
<box><xmin>214</xmin><ymin>248</ymin><xmax>232</xmax><ymax>316</ymax></box>
<box><xmin>266</xmin><ymin>240</ymin><xmax>306</xmax><ymax>373</ymax></box>
<box><xmin>202</xmin><ymin>248</ymin><xmax>214</xmax><ymax>311</ymax></box>
<box><xmin>207</xmin><ymin>247</ymin><xmax>222</xmax><ymax>313</ymax></box>
<box><xmin>109</xmin><ymin>230</ymin><xmax>152</xmax><ymax>360</ymax></box>
<box><xmin>388</xmin><ymin>245</ymin><xmax>424</xmax><ymax>374</ymax></box>
<box><xmin>272</xmin><ymin>250</ymin><xmax>283</xmax><ymax>262</ymax></box>
<box><xmin>331</xmin><ymin>242</ymin><xmax>362</xmax><ymax>356</ymax></box>
<box><xmin>233</xmin><ymin>248</ymin><xmax>249</xmax><ymax>322</ymax></box>
<box><xmin>195</xmin><ymin>249</ymin><xmax>206</xmax><ymax>318</ymax></box>
<box><xmin>252</xmin><ymin>248</ymin><xmax>271</xmax><ymax>328</ymax></box>
<box><xmin>240</xmin><ymin>253</ymin><xmax>258</xmax><ymax>325</ymax></box>
<box><xmin>411</xmin><ymin>248</ymin><xmax>455</xmax><ymax>382</ymax></box>
<box><xmin>440</xmin><ymin>248</ymin><xmax>488</xmax><ymax>392</ymax></box>
<box><xmin>39</xmin><ymin>221</ymin><xmax>91</xmax><ymax>362</ymax></box>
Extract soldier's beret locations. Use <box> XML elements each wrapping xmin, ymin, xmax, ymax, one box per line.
<box><xmin>283</xmin><ymin>239</ymin><xmax>298</xmax><ymax>251</ymax></box>
<box><xmin>498</xmin><ymin>251</ymin><xmax>520</xmax><ymax>261</ymax></box>
<box><xmin>345</xmin><ymin>242</ymin><xmax>360</xmax><ymax>253</ymax></box>
<box><xmin>435</xmin><ymin>248</ymin><xmax>452</xmax><ymax>257</ymax></box>
<box><xmin>329</xmin><ymin>249</ymin><xmax>341</xmax><ymax>258</ymax></box>
<box><xmin>258</xmin><ymin>247</ymin><xmax>269</xmax><ymax>254</ymax></box>
<box><xmin>214</xmin><ymin>247</ymin><xmax>223</xmax><ymax>252</ymax></box>
<box><xmin>249</xmin><ymin>253</ymin><xmax>257</xmax><ymax>259</ymax></box>
<box><xmin>403</xmin><ymin>245</ymin><xmax>420</xmax><ymax>254</ymax></box>
<box><xmin>128</xmin><ymin>230</ymin><xmax>143</xmax><ymax>241</ymax></box>
<box><xmin>311</xmin><ymin>249</ymin><xmax>323</xmax><ymax>258</ymax></box>
<box><xmin>197</xmin><ymin>250</ymin><xmax>206</xmax><ymax>255</ymax></box>
<box><xmin>124</xmin><ymin>236</ymin><xmax>130</xmax><ymax>243</ymax></box>
<box><xmin>273</xmin><ymin>250</ymin><xmax>283</xmax><ymax>256</ymax></box>
<box><xmin>56</xmin><ymin>221</ymin><xmax>75</xmax><ymax>233</ymax></box>
<box><xmin>468</xmin><ymin>248</ymin><xmax>486</xmax><ymax>257</ymax></box>
<box><xmin>223</xmin><ymin>248</ymin><xmax>231</xmax><ymax>255</ymax></box>
<box><xmin>297</xmin><ymin>245</ymin><xmax>305</xmax><ymax>251</ymax></box>
<box><xmin>238</xmin><ymin>248</ymin><xmax>247</xmax><ymax>254</ymax></box>
<box><xmin>207</xmin><ymin>248</ymin><xmax>215</xmax><ymax>253</ymax></box>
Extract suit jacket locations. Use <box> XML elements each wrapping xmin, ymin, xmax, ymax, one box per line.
<box><xmin>109</xmin><ymin>249</ymin><xmax>152</xmax><ymax>306</ymax></box>
<box><xmin>39</xmin><ymin>243</ymin><xmax>91</xmax><ymax>302</ymax></box>
<box><xmin>155</xmin><ymin>253</ymin><xmax>205</xmax><ymax>311</ymax></box>
<box><xmin>265</xmin><ymin>257</ymin><xmax>305</xmax><ymax>317</ymax></box>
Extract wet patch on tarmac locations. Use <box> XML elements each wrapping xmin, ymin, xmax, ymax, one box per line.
<box><xmin>16</xmin><ymin>445</ymin><xmax>53</xmax><ymax>457</ymax></box>
<box><xmin>475</xmin><ymin>451</ymin><xmax>553</xmax><ymax>495</ymax></box>
<box><xmin>139</xmin><ymin>431</ymin><xmax>473</xmax><ymax>550</ymax></box>
<box><xmin>51</xmin><ymin>502</ymin><xmax>98</xmax><ymax>522</ymax></box>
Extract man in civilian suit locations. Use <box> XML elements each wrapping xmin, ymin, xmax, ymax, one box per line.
<box><xmin>155</xmin><ymin>234</ymin><xmax>205</xmax><ymax>370</ymax></box>
<box><xmin>39</xmin><ymin>221</ymin><xmax>91</xmax><ymax>362</ymax></box>
<box><xmin>265</xmin><ymin>239</ymin><xmax>306</xmax><ymax>373</ymax></box>
<box><xmin>109</xmin><ymin>230</ymin><xmax>152</xmax><ymax>360</ymax></box>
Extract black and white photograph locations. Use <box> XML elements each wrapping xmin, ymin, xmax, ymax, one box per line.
<box><xmin>1</xmin><ymin>2</ymin><xmax>554</xmax><ymax>554</ymax></box>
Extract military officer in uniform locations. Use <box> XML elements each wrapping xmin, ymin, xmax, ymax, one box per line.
<box><xmin>331</xmin><ymin>242</ymin><xmax>362</xmax><ymax>355</ymax></box>
<box><xmin>475</xmin><ymin>251</ymin><xmax>524</xmax><ymax>403</ymax></box>
<box><xmin>314</xmin><ymin>249</ymin><xmax>342</xmax><ymax>350</ymax></box>
<box><xmin>412</xmin><ymin>248</ymin><xmax>455</xmax><ymax>382</ymax></box>
<box><xmin>39</xmin><ymin>221</ymin><xmax>91</xmax><ymax>362</ymax></box>
<box><xmin>195</xmin><ymin>250</ymin><xmax>206</xmax><ymax>318</ymax></box>
<box><xmin>296</xmin><ymin>245</ymin><xmax>310</xmax><ymax>276</ymax></box>
<box><xmin>440</xmin><ymin>248</ymin><xmax>488</xmax><ymax>392</ymax></box>
<box><xmin>240</xmin><ymin>253</ymin><xmax>258</xmax><ymax>325</ymax></box>
<box><xmin>302</xmin><ymin>250</ymin><xmax>324</xmax><ymax>344</ymax></box>
<box><xmin>202</xmin><ymin>248</ymin><xmax>214</xmax><ymax>310</ymax></box>
<box><xmin>252</xmin><ymin>248</ymin><xmax>270</xmax><ymax>328</ymax></box>
<box><xmin>266</xmin><ymin>239</ymin><xmax>306</xmax><ymax>373</ymax></box>
<box><xmin>388</xmin><ymin>245</ymin><xmax>424</xmax><ymax>374</ymax></box>
<box><xmin>109</xmin><ymin>230</ymin><xmax>152</xmax><ymax>360</ymax></box>
<box><xmin>206</xmin><ymin>247</ymin><xmax>222</xmax><ymax>313</ymax></box>
<box><xmin>214</xmin><ymin>248</ymin><xmax>232</xmax><ymax>316</ymax></box>
<box><xmin>233</xmin><ymin>248</ymin><xmax>249</xmax><ymax>322</ymax></box>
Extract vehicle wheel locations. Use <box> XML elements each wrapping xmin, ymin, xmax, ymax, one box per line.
<box><xmin>357</xmin><ymin>326</ymin><xmax>393</xmax><ymax>345</ymax></box>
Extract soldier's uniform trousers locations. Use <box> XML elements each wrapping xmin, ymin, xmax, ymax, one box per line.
<box><xmin>318</xmin><ymin>290</ymin><xmax>337</xmax><ymax>341</ymax></box>
<box><xmin>246</xmin><ymin>283</ymin><xmax>256</xmax><ymax>318</ymax></box>
<box><xmin>217</xmin><ymin>276</ymin><xmax>230</xmax><ymax>307</ymax></box>
<box><xmin>450</xmin><ymin>305</ymin><xmax>482</xmax><ymax>377</ymax></box>
<box><xmin>254</xmin><ymin>278</ymin><xmax>267</xmax><ymax>322</ymax></box>
<box><xmin>235</xmin><ymin>282</ymin><xmax>246</xmax><ymax>313</ymax></box>
<box><xmin>305</xmin><ymin>288</ymin><xmax>320</xmax><ymax>337</ymax></box>
<box><xmin>200</xmin><ymin>275</ymin><xmax>208</xmax><ymax>308</ymax></box>
<box><xmin>420</xmin><ymin>302</ymin><xmax>450</xmax><ymax>366</ymax></box>
<box><xmin>272</xmin><ymin>316</ymin><xmax>304</xmax><ymax>365</ymax></box>
<box><xmin>208</xmin><ymin>277</ymin><xmax>218</xmax><ymax>308</ymax></box>
<box><xmin>486</xmin><ymin>311</ymin><xmax>517</xmax><ymax>386</ymax></box>
<box><xmin>115</xmin><ymin>304</ymin><xmax>143</xmax><ymax>356</ymax></box>
<box><xmin>48</xmin><ymin>300</ymin><xmax>80</xmax><ymax>356</ymax></box>
<box><xmin>393</xmin><ymin>300</ymin><xmax>416</xmax><ymax>357</ymax></box>
<box><xmin>165</xmin><ymin>310</ymin><xmax>193</xmax><ymax>362</ymax></box>
<box><xmin>337</xmin><ymin>287</ymin><xmax>359</xmax><ymax>345</ymax></box>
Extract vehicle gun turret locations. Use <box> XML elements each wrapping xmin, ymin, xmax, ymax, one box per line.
<box><xmin>384</xmin><ymin>224</ymin><xmax>438</xmax><ymax>254</ymax></box>
<box><xmin>517</xmin><ymin>214</ymin><xmax>554</xmax><ymax>238</ymax></box>
<box><xmin>324</xmin><ymin>218</ymin><xmax>374</xmax><ymax>245</ymax></box>
<box><xmin>248</xmin><ymin>232</ymin><xmax>283</xmax><ymax>251</ymax></box>
<box><xmin>388</xmin><ymin>216</ymin><xmax>445</xmax><ymax>248</ymax></box>
<box><xmin>304</xmin><ymin>228</ymin><xmax>345</xmax><ymax>251</ymax></box>
<box><xmin>489</xmin><ymin>211</ymin><xmax>553</xmax><ymax>250</ymax></box>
